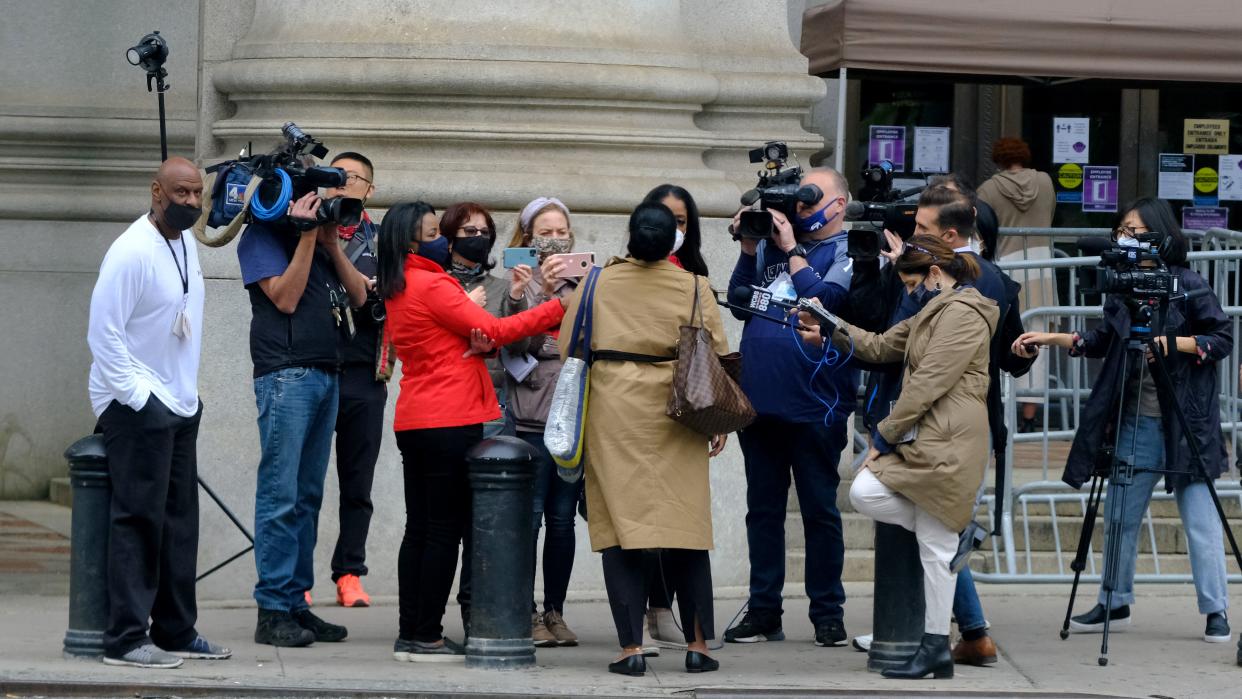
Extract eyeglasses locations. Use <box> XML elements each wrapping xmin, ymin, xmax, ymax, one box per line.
<box><xmin>1113</xmin><ymin>225</ymin><xmax>1147</xmax><ymax>238</ymax></box>
<box><xmin>345</xmin><ymin>173</ymin><xmax>372</xmax><ymax>185</ymax></box>
<box><xmin>459</xmin><ymin>226</ymin><xmax>491</xmax><ymax>237</ymax></box>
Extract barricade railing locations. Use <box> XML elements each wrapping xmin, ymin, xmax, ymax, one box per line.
<box><xmin>966</xmin><ymin>229</ymin><xmax>1242</xmax><ymax>582</ymax></box>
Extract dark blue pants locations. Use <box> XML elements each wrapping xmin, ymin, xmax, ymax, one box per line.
<box><xmin>738</xmin><ymin>416</ymin><xmax>848</xmax><ymax>625</ymax></box>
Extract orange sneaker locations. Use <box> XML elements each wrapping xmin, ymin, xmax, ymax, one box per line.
<box><xmin>304</xmin><ymin>590</ymin><xmax>313</xmax><ymax>607</ymax></box>
<box><xmin>336</xmin><ymin>574</ymin><xmax>371</xmax><ymax>608</ymax></box>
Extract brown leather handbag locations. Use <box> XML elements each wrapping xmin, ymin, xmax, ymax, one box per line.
<box><xmin>666</xmin><ymin>277</ymin><xmax>756</xmax><ymax>435</ymax></box>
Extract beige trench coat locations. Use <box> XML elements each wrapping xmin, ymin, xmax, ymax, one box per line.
<box><xmin>558</xmin><ymin>257</ymin><xmax>728</xmax><ymax>551</ymax></box>
<box><xmin>838</xmin><ymin>288</ymin><xmax>998</xmax><ymax>531</ymax></box>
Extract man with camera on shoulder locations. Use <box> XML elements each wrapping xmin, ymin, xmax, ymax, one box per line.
<box><xmin>725</xmin><ymin>166</ymin><xmax>856</xmax><ymax>648</ymax></box>
<box><xmin>237</xmin><ymin>172</ymin><xmax>367</xmax><ymax>647</ymax></box>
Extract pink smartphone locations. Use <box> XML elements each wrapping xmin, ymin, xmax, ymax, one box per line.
<box><xmin>549</xmin><ymin>252</ymin><xmax>596</xmax><ymax>278</ymax></box>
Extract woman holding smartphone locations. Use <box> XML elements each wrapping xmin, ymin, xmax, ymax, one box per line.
<box><xmin>501</xmin><ymin>196</ymin><xmax>582</xmax><ymax>647</ymax></box>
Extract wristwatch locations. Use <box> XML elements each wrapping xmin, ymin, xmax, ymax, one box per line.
<box><xmin>788</xmin><ymin>244</ymin><xmax>808</xmax><ymax>259</ymax></box>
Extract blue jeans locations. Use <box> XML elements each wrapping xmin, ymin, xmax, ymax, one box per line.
<box><xmin>953</xmin><ymin>567</ymin><xmax>987</xmax><ymax>632</ymax></box>
<box><xmin>738</xmin><ymin>417</ymin><xmax>848</xmax><ymax>624</ymax></box>
<box><xmin>252</xmin><ymin>366</ymin><xmax>339</xmax><ymax>612</ymax></box>
<box><xmin>522</xmin><ymin>431</ymin><xmax>582</xmax><ymax>613</ymax></box>
<box><xmin>1099</xmin><ymin>414</ymin><xmax>1229</xmax><ymax>614</ymax></box>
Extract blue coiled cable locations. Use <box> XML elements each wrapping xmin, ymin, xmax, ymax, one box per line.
<box><xmin>249</xmin><ymin>168</ymin><xmax>292</xmax><ymax>221</ymax></box>
<box><xmin>786</xmin><ymin>310</ymin><xmax>854</xmax><ymax>427</ymax></box>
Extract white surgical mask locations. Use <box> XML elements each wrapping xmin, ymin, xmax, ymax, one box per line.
<box><xmin>673</xmin><ymin>229</ymin><xmax>686</xmax><ymax>254</ymax></box>
<box><xmin>1116</xmin><ymin>236</ymin><xmax>1141</xmax><ymax>248</ymax></box>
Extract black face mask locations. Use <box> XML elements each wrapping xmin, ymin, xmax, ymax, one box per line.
<box><xmin>158</xmin><ymin>200</ymin><xmax>202</xmax><ymax>232</ymax></box>
<box><xmin>452</xmin><ymin>235</ymin><xmax>492</xmax><ymax>265</ymax></box>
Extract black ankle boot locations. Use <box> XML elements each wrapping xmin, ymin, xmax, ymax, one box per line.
<box><xmin>881</xmin><ymin>633</ymin><xmax>953</xmax><ymax>679</ymax></box>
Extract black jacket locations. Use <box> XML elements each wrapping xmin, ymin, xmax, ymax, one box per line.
<box><xmin>1062</xmin><ymin>267</ymin><xmax>1232</xmax><ymax>490</ymax></box>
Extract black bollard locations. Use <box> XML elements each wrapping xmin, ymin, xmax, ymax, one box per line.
<box><xmin>465</xmin><ymin>436</ymin><xmax>538</xmax><ymax>670</ymax></box>
<box><xmin>867</xmin><ymin>522</ymin><xmax>926</xmax><ymax>671</ymax></box>
<box><xmin>62</xmin><ymin>434</ymin><xmax>110</xmax><ymax>659</ymax></box>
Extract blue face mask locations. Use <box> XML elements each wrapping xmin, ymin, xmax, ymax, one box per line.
<box><xmin>415</xmin><ymin>235</ymin><xmax>451</xmax><ymax>268</ymax></box>
<box><xmin>796</xmin><ymin>198</ymin><xmax>843</xmax><ymax>233</ymax></box>
<box><xmin>910</xmin><ymin>284</ymin><xmax>939</xmax><ymax>307</ymax></box>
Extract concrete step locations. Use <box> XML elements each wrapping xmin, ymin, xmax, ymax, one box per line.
<box><xmin>48</xmin><ymin>477</ymin><xmax>71</xmax><ymax>508</ymax></box>
<box><xmin>1012</xmin><ymin>496</ymin><xmax>1242</xmax><ymax>519</ymax></box>
<box><xmin>969</xmin><ymin>549</ymin><xmax>1242</xmax><ymax>577</ymax></box>
<box><xmin>1008</xmin><ymin>515</ymin><xmax>1242</xmax><ymax>555</ymax></box>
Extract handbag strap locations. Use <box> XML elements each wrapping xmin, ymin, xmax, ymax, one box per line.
<box><xmin>687</xmin><ymin>274</ymin><xmax>703</xmax><ymax>329</ymax></box>
<box><xmin>566</xmin><ymin>265</ymin><xmax>601</xmax><ymax>362</ymax></box>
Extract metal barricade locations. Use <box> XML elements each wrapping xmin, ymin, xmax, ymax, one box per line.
<box><xmin>965</xmin><ymin>227</ymin><xmax>1242</xmax><ymax>582</ymax></box>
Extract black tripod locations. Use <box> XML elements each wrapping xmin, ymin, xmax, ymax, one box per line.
<box><xmin>1060</xmin><ymin>293</ymin><xmax>1242</xmax><ymax>666</ymax></box>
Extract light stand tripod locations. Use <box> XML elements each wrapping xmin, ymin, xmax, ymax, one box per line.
<box><xmin>125</xmin><ymin>30</ymin><xmax>254</xmax><ymax>580</ymax></box>
<box><xmin>1059</xmin><ymin>291</ymin><xmax>1242</xmax><ymax>666</ymax></box>
<box><xmin>125</xmin><ymin>30</ymin><xmax>170</xmax><ymax>161</ymax></box>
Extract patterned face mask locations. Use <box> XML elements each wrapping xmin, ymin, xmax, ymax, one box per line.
<box><xmin>532</xmin><ymin>235</ymin><xmax>573</xmax><ymax>259</ymax></box>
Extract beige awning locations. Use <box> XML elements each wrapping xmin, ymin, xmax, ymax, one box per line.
<box><xmin>801</xmin><ymin>0</ymin><xmax>1242</xmax><ymax>84</ymax></box>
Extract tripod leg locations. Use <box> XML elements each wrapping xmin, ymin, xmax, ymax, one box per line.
<box><xmin>1062</xmin><ymin>474</ymin><xmax>1105</xmax><ymax>640</ymax></box>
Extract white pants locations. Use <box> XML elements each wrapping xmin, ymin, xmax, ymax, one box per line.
<box><xmin>850</xmin><ymin>468</ymin><xmax>957</xmax><ymax>635</ymax></box>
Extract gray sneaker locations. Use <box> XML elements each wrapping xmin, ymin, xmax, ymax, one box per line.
<box><xmin>103</xmin><ymin>643</ymin><xmax>183</xmax><ymax>669</ymax></box>
<box><xmin>393</xmin><ymin>636</ymin><xmax>465</xmax><ymax>662</ymax></box>
<box><xmin>166</xmin><ymin>635</ymin><xmax>232</xmax><ymax>659</ymax></box>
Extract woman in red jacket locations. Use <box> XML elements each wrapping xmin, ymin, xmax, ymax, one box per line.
<box><xmin>376</xmin><ymin>201</ymin><xmax>567</xmax><ymax>661</ymax></box>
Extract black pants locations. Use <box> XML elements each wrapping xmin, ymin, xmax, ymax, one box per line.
<box><xmin>645</xmin><ymin>555</ymin><xmax>675</xmax><ymax>608</ymax></box>
<box><xmin>331</xmin><ymin>365</ymin><xmax>387</xmax><ymax>581</ymax></box>
<box><xmin>396</xmin><ymin>425</ymin><xmax>482</xmax><ymax>642</ymax></box>
<box><xmin>601</xmin><ymin>547</ymin><xmax>714</xmax><ymax>648</ymax></box>
<box><xmin>98</xmin><ymin>398</ymin><xmax>202</xmax><ymax>657</ymax></box>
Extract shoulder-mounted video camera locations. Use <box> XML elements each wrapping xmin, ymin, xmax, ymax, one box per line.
<box><xmin>207</xmin><ymin>122</ymin><xmax>362</xmax><ymax>232</ymax></box>
<box><xmin>844</xmin><ymin>161</ymin><xmax>920</xmax><ymax>261</ymax></box>
<box><xmin>732</xmin><ymin>141</ymin><xmax>823</xmax><ymax>240</ymax></box>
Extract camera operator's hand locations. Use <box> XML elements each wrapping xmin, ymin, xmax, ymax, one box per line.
<box><xmin>288</xmin><ymin>191</ymin><xmax>322</xmax><ymax>236</ymax></box>
<box><xmin>509</xmin><ymin>264</ymin><xmax>533</xmax><ymax>301</ymax></box>
<box><xmin>732</xmin><ymin>208</ymin><xmax>759</xmax><ymax>256</ymax></box>
<box><xmin>709</xmin><ymin>434</ymin><xmax>727</xmax><ymax>457</ymax></box>
<box><xmin>541</xmin><ymin>256</ymin><xmax>567</xmax><ymax>296</ymax></box>
<box><xmin>770</xmin><ymin>210</ymin><xmax>796</xmax><ymax>253</ymax></box>
<box><xmin>881</xmin><ymin>229</ymin><xmax>903</xmax><ymax>264</ymax></box>
<box><xmin>467</xmin><ymin>286</ymin><xmax>488</xmax><ymax>307</ymax></box>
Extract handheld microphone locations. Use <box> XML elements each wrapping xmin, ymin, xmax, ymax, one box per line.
<box><xmin>718</xmin><ymin>286</ymin><xmax>797</xmax><ymax>328</ymax></box>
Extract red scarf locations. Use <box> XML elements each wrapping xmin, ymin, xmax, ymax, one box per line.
<box><xmin>338</xmin><ymin>210</ymin><xmax>373</xmax><ymax>241</ymax></box>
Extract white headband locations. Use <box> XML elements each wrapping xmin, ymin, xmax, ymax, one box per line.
<box><xmin>519</xmin><ymin>197</ymin><xmax>570</xmax><ymax>231</ymax></box>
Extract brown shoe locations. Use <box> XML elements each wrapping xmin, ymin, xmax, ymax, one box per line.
<box><xmin>533</xmin><ymin>612</ymin><xmax>557</xmax><ymax>647</ymax></box>
<box><xmin>544</xmin><ymin>610</ymin><xmax>579</xmax><ymax>647</ymax></box>
<box><xmin>952</xmin><ymin>635</ymin><xmax>998</xmax><ymax>666</ymax></box>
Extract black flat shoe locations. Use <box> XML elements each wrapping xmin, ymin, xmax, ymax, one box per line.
<box><xmin>685</xmin><ymin>650</ymin><xmax>719</xmax><ymax>673</ymax></box>
<box><xmin>608</xmin><ymin>654</ymin><xmax>646</xmax><ymax>677</ymax></box>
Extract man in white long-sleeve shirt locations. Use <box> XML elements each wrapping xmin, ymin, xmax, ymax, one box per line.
<box><xmin>87</xmin><ymin>157</ymin><xmax>230</xmax><ymax>669</ymax></box>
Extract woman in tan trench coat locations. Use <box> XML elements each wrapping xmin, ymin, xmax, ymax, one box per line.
<box><xmin>558</xmin><ymin>202</ymin><xmax>728</xmax><ymax>677</ymax></box>
<box><xmin>801</xmin><ymin>235</ymin><xmax>997</xmax><ymax>681</ymax></box>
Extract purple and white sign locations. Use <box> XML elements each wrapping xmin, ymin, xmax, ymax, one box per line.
<box><xmin>1053</xmin><ymin>117</ymin><xmax>1090</xmax><ymax>164</ymax></box>
<box><xmin>1182</xmin><ymin>206</ymin><xmax>1229</xmax><ymax>231</ymax></box>
<box><xmin>869</xmin><ymin>126</ymin><xmax>906</xmax><ymax>172</ymax></box>
<box><xmin>1082</xmin><ymin>166</ymin><xmax>1118</xmax><ymax>213</ymax></box>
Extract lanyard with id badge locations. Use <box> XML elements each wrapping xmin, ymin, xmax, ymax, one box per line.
<box><xmin>163</xmin><ymin>234</ymin><xmax>192</xmax><ymax>340</ymax></box>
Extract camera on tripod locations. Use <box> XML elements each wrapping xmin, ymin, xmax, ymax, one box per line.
<box><xmin>732</xmin><ymin>141</ymin><xmax>822</xmax><ymax>240</ymax></box>
<box><xmin>844</xmin><ymin>161</ymin><xmax>919</xmax><ymax>260</ymax></box>
<box><xmin>1079</xmin><ymin>232</ymin><xmax>1180</xmax><ymax>303</ymax></box>
<box><xmin>206</xmin><ymin>122</ymin><xmax>362</xmax><ymax>232</ymax></box>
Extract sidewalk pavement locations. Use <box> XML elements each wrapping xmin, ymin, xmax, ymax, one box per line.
<box><xmin>2</xmin><ymin>584</ymin><xmax>1239</xmax><ymax>699</ymax></box>
<box><xmin>2</xmin><ymin>502</ymin><xmax>1239</xmax><ymax>698</ymax></box>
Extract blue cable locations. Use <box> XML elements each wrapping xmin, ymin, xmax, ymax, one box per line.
<box><xmin>249</xmin><ymin>168</ymin><xmax>292</xmax><ymax>221</ymax></box>
<box><xmin>786</xmin><ymin>313</ymin><xmax>854</xmax><ymax>427</ymax></box>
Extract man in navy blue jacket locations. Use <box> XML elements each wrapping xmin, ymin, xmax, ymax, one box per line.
<box><xmin>725</xmin><ymin>167</ymin><xmax>857</xmax><ymax>648</ymax></box>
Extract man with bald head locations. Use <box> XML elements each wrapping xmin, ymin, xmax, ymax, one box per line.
<box><xmin>88</xmin><ymin>157</ymin><xmax>230</xmax><ymax>668</ymax></box>
<box><xmin>726</xmin><ymin>165</ymin><xmax>857</xmax><ymax>648</ymax></box>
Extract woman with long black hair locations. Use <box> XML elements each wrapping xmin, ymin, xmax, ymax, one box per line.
<box><xmin>642</xmin><ymin>184</ymin><xmax>709</xmax><ymax>277</ymax></box>
<box><xmin>1015</xmin><ymin>197</ymin><xmax>1232</xmax><ymax>644</ymax></box>
<box><xmin>376</xmin><ymin>201</ymin><xmax>567</xmax><ymax>661</ymax></box>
